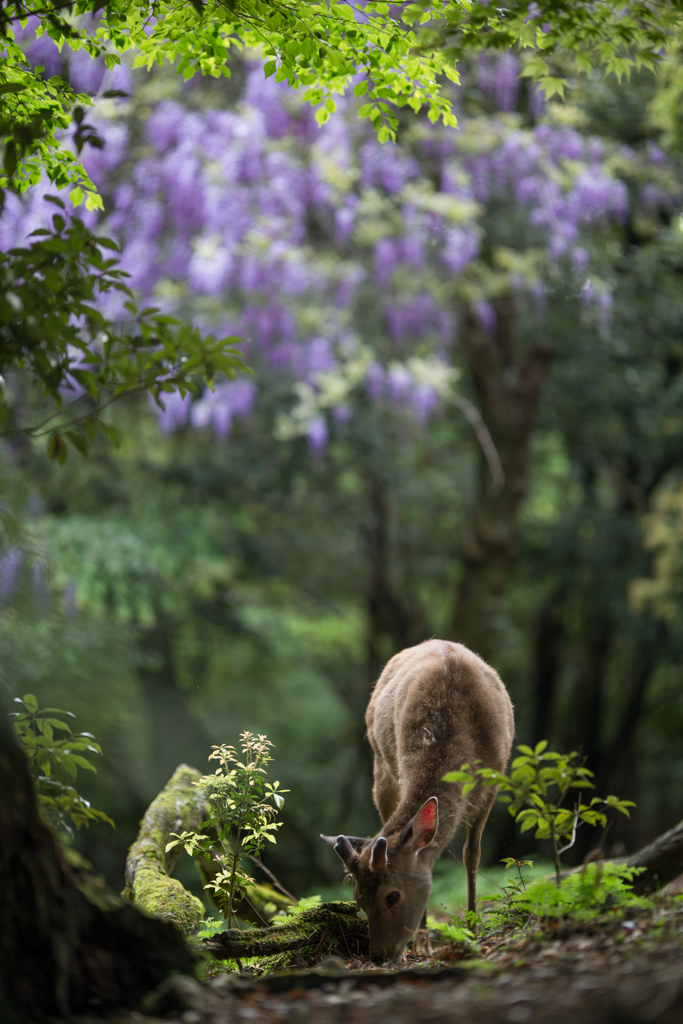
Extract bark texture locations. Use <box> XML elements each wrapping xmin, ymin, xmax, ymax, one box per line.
<box><xmin>0</xmin><ymin>701</ymin><xmax>194</xmax><ymax>1024</ymax></box>
<box><xmin>627</xmin><ymin>816</ymin><xmax>683</xmax><ymax>893</ymax></box>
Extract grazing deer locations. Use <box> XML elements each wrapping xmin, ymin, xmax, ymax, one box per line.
<box><xmin>322</xmin><ymin>639</ymin><xmax>514</xmax><ymax>964</ymax></box>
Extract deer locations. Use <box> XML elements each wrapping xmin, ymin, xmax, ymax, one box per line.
<box><xmin>322</xmin><ymin>639</ymin><xmax>514</xmax><ymax>965</ymax></box>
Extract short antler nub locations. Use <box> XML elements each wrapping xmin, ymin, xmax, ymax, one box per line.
<box><xmin>334</xmin><ymin>835</ymin><xmax>356</xmax><ymax>867</ymax></box>
<box><xmin>370</xmin><ymin>836</ymin><xmax>388</xmax><ymax>872</ymax></box>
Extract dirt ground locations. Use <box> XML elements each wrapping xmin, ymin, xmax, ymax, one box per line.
<box><xmin>84</xmin><ymin>890</ymin><xmax>683</xmax><ymax>1024</ymax></box>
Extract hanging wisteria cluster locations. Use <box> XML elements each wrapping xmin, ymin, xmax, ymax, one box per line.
<box><xmin>2</xmin><ymin>31</ymin><xmax>678</xmax><ymax>454</ymax></box>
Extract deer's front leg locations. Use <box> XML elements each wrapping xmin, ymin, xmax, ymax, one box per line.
<box><xmin>413</xmin><ymin>911</ymin><xmax>433</xmax><ymax>955</ymax></box>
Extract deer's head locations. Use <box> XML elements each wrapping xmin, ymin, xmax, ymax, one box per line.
<box><xmin>322</xmin><ymin>797</ymin><xmax>438</xmax><ymax>964</ymax></box>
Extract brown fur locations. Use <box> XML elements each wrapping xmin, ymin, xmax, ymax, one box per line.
<box><xmin>323</xmin><ymin>639</ymin><xmax>514</xmax><ymax>963</ymax></box>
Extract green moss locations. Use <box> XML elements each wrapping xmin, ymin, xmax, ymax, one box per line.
<box><xmin>133</xmin><ymin>866</ymin><xmax>205</xmax><ymax>936</ymax></box>
<box><xmin>123</xmin><ymin>764</ymin><xmax>207</xmax><ymax>939</ymax></box>
<box><xmin>204</xmin><ymin>900</ymin><xmax>370</xmax><ymax>972</ymax></box>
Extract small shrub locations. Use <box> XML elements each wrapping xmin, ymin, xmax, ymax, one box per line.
<box><xmin>427</xmin><ymin>915</ymin><xmax>478</xmax><ymax>955</ymax></box>
<box><xmin>10</xmin><ymin>693</ymin><xmax>113</xmax><ymax>836</ymax></box>
<box><xmin>166</xmin><ymin>731</ymin><xmax>288</xmax><ymax>928</ymax></box>
<box><xmin>445</xmin><ymin>741</ymin><xmax>635</xmax><ymax>884</ymax></box>
<box><xmin>478</xmin><ymin>858</ymin><xmax>536</xmax><ymax>930</ymax></box>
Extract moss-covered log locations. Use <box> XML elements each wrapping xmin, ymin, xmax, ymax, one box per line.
<box><xmin>123</xmin><ymin>764</ymin><xmax>296</xmax><ymax>938</ymax></box>
<box><xmin>123</xmin><ymin>764</ymin><xmax>207</xmax><ymax>938</ymax></box>
<box><xmin>202</xmin><ymin>902</ymin><xmax>369</xmax><ymax>961</ymax></box>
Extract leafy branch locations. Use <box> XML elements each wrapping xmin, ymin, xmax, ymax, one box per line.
<box><xmin>0</xmin><ymin>199</ymin><xmax>248</xmax><ymax>460</ymax></box>
<box><xmin>9</xmin><ymin>693</ymin><xmax>114</xmax><ymax>835</ymax></box>
<box><xmin>444</xmin><ymin>741</ymin><xmax>635</xmax><ymax>885</ymax></box>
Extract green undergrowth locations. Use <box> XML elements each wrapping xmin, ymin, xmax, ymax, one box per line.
<box><xmin>503</xmin><ymin>864</ymin><xmax>653</xmax><ymax>924</ymax></box>
<box><xmin>429</xmin><ymin>862</ymin><xmax>653</xmax><ymax>958</ymax></box>
<box><xmin>429</xmin><ymin>858</ymin><xmax>556</xmax><ymax>913</ymax></box>
<box><xmin>199</xmin><ymin>866</ymin><xmax>654</xmax><ymax>980</ymax></box>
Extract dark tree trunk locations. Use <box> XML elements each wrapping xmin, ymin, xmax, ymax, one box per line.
<box><xmin>451</xmin><ymin>298</ymin><xmax>554</xmax><ymax>661</ymax></box>
<box><xmin>138</xmin><ymin>608</ymin><xmax>210</xmax><ymax>791</ymax></box>
<box><xmin>337</xmin><ymin>473</ymin><xmax>413</xmax><ymax>826</ymax></box>
<box><xmin>562</xmin><ymin>612</ymin><xmax>613</xmax><ymax>773</ymax></box>
<box><xmin>364</xmin><ymin>473</ymin><xmax>416</xmax><ymax>677</ymax></box>
<box><xmin>602</xmin><ymin>619</ymin><xmax>666</xmax><ymax>789</ymax></box>
<box><xmin>0</xmin><ymin>698</ymin><xmax>194</xmax><ymax>1023</ymax></box>
<box><xmin>531</xmin><ymin>586</ymin><xmax>566</xmax><ymax>744</ymax></box>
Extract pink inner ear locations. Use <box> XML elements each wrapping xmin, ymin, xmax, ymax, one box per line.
<box><xmin>414</xmin><ymin>798</ymin><xmax>438</xmax><ymax>849</ymax></box>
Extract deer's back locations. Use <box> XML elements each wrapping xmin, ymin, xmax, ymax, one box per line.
<box><xmin>366</xmin><ymin>640</ymin><xmax>514</xmax><ymax>797</ymax></box>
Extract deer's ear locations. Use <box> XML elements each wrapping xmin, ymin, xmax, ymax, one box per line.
<box><xmin>401</xmin><ymin>797</ymin><xmax>438</xmax><ymax>852</ymax></box>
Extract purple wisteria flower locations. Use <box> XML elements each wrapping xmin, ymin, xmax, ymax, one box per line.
<box><xmin>307</xmin><ymin>415</ymin><xmax>328</xmax><ymax>458</ymax></box>
<box><xmin>473</xmin><ymin>300</ymin><xmax>496</xmax><ymax>337</ymax></box>
<box><xmin>69</xmin><ymin>49</ymin><xmax>106</xmax><ymax>94</ymax></box>
<box><xmin>366</xmin><ymin>362</ymin><xmax>385</xmax><ymax>400</ymax></box>
<box><xmin>190</xmin><ymin>379</ymin><xmax>257</xmax><ymax>439</ymax></box>
<box><xmin>0</xmin><ymin>548</ymin><xmax>24</xmax><ymax>604</ymax></box>
<box><xmin>154</xmin><ymin>390</ymin><xmax>192</xmax><ymax>433</ymax></box>
<box><xmin>6</xmin><ymin>27</ymin><xmax>678</xmax><ymax>448</ymax></box>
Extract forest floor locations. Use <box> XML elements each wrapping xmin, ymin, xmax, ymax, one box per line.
<box><xmin>80</xmin><ymin>879</ymin><xmax>683</xmax><ymax>1024</ymax></box>
<box><xmin>80</xmin><ymin>888</ymin><xmax>683</xmax><ymax>1024</ymax></box>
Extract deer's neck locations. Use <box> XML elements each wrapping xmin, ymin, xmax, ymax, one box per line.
<box><xmin>380</xmin><ymin>779</ymin><xmax>464</xmax><ymax>862</ymax></box>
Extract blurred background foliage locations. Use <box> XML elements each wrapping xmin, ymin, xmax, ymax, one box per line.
<box><xmin>3</xmin><ymin>35</ymin><xmax>683</xmax><ymax>909</ymax></box>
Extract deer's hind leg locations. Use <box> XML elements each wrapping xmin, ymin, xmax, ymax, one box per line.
<box><xmin>463</xmin><ymin>789</ymin><xmax>496</xmax><ymax>916</ymax></box>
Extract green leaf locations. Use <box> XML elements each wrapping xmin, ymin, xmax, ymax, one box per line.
<box><xmin>65</xmin><ymin>431</ymin><xmax>90</xmax><ymax>459</ymax></box>
<box><xmin>47</xmin><ymin>433</ymin><xmax>68</xmax><ymax>465</ymax></box>
<box><xmin>443</xmin><ymin>770</ymin><xmax>473</xmax><ymax>783</ymax></box>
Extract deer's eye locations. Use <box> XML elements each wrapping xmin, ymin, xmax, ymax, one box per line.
<box><xmin>386</xmin><ymin>891</ymin><xmax>401</xmax><ymax>908</ymax></box>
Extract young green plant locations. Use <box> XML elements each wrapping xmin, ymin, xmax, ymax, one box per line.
<box><xmin>444</xmin><ymin>742</ymin><xmax>635</xmax><ymax>885</ymax></box>
<box><xmin>9</xmin><ymin>693</ymin><xmax>114</xmax><ymax>836</ymax></box>
<box><xmin>166</xmin><ymin>732</ymin><xmax>288</xmax><ymax>928</ymax></box>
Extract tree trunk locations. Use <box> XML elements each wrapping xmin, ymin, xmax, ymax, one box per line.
<box><xmin>561</xmin><ymin>611</ymin><xmax>612</xmax><ymax>772</ymax></box>
<box><xmin>138</xmin><ymin>608</ymin><xmax>210</xmax><ymax>792</ymax></box>
<box><xmin>337</xmin><ymin>470</ymin><xmax>414</xmax><ymax>826</ymax></box>
<box><xmin>627</xmin><ymin>815</ymin><xmax>683</xmax><ymax>893</ymax></box>
<box><xmin>530</xmin><ymin>586</ymin><xmax>566</xmax><ymax>744</ymax></box>
<box><xmin>0</xmin><ymin>698</ymin><xmax>194</xmax><ymax>1023</ymax></box>
<box><xmin>451</xmin><ymin>298</ymin><xmax>554</xmax><ymax>661</ymax></box>
<box><xmin>364</xmin><ymin>472</ymin><xmax>416</xmax><ymax>676</ymax></box>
